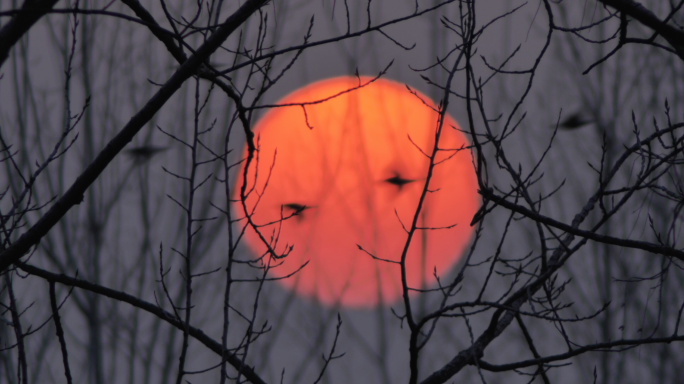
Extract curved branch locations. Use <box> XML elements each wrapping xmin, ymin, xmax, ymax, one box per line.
<box><xmin>0</xmin><ymin>0</ymin><xmax>60</xmax><ymax>68</ymax></box>
<box><xmin>598</xmin><ymin>0</ymin><xmax>684</xmax><ymax>61</ymax></box>
<box><xmin>0</xmin><ymin>0</ymin><xmax>270</xmax><ymax>273</ymax></box>
<box><xmin>18</xmin><ymin>262</ymin><xmax>268</xmax><ymax>384</ymax></box>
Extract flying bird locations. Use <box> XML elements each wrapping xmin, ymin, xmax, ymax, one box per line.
<box><xmin>554</xmin><ymin>112</ymin><xmax>593</xmax><ymax>130</ymax></box>
<box><xmin>125</xmin><ymin>145</ymin><xmax>168</xmax><ymax>164</ymax></box>
<box><xmin>383</xmin><ymin>173</ymin><xmax>417</xmax><ymax>191</ymax></box>
<box><xmin>281</xmin><ymin>203</ymin><xmax>314</xmax><ymax>221</ymax></box>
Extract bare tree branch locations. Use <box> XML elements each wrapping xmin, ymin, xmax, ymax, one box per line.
<box><xmin>598</xmin><ymin>0</ymin><xmax>684</xmax><ymax>60</ymax></box>
<box><xmin>0</xmin><ymin>0</ymin><xmax>60</xmax><ymax>68</ymax></box>
<box><xmin>18</xmin><ymin>262</ymin><xmax>269</xmax><ymax>384</ymax></box>
<box><xmin>0</xmin><ymin>0</ymin><xmax>270</xmax><ymax>273</ymax></box>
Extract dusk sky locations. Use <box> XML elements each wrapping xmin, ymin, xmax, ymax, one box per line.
<box><xmin>0</xmin><ymin>1</ymin><xmax>683</xmax><ymax>383</ymax></box>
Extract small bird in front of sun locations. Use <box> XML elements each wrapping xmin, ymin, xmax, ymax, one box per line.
<box><xmin>125</xmin><ymin>145</ymin><xmax>168</xmax><ymax>164</ymax></box>
<box><xmin>555</xmin><ymin>112</ymin><xmax>593</xmax><ymax>130</ymax></box>
<box><xmin>281</xmin><ymin>203</ymin><xmax>314</xmax><ymax>222</ymax></box>
<box><xmin>383</xmin><ymin>173</ymin><xmax>417</xmax><ymax>191</ymax></box>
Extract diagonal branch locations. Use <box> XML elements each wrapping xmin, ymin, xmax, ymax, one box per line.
<box><xmin>480</xmin><ymin>188</ymin><xmax>684</xmax><ymax>260</ymax></box>
<box><xmin>119</xmin><ymin>0</ymin><xmax>188</xmax><ymax>64</ymax></box>
<box><xmin>0</xmin><ymin>0</ymin><xmax>61</xmax><ymax>68</ymax></box>
<box><xmin>598</xmin><ymin>0</ymin><xmax>684</xmax><ymax>61</ymax></box>
<box><xmin>0</xmin><ymin>0</ymin><xmax>270</xmax><ymax>273</ymax></box>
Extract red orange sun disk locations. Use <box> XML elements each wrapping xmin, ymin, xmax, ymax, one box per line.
<box><xmin>234</xmin><ymin>76</ymin><xmax>479</xmax><ymax>308</ymax></box>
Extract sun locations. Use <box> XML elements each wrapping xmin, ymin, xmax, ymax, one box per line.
<box><xmin>234</xmin><ymin>76</ymin><xmax>478</xmax><ymax>308</ymax></box>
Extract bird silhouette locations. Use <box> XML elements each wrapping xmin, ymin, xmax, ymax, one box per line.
<box><xmin>555</xmin><ymin>112</ymin><xmax>593</xmax><ymax>130</ymax></box>
<box><xmin>281</xmin><ymin>203</ymin><xmax>314</xmax><ymax>221</ymax></box>
<box><xmin>125</xmin><ymin>145</ymin><xmax>168</xmax><ymax>164</ymax></box>
<box><xmin>383</xmin><ymin>173</ymin><xmax>417</xmax><ymax>191</ymax></box>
